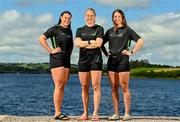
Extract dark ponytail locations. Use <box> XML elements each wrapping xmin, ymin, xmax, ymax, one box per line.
<box><xmin>58</xmin><ymin>11</ymin><xmax>72</xmax><ymax>28</ymax></box>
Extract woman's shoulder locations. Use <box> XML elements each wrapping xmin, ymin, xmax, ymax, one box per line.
<box><xmin>45</xmin><ymin>25</ymin><xmax>58</xmax><ymax>33</ymax></box>
<box><xmin>105</xmin><ymin>27</ymin><xmax>114</xmax><ymax>32</ymax></box>
<box><xmin>95</xmin><ymin>24</ymin><xmax>104</xmax><ymax>29</ymax></box>
<box><xmin>125</xmin><ymin>25</ymin><xmax>132</xmax><ymax>30</ymax></box>
<box><xmin>46</xmin><ymin>24</ymin><xmax>56</xmax><ymax>30</ymax></box>
<box><xmin>76</xmin><ymin>25</ymin><xmax>86</xmax><ymax>31</ymax></box>
<box><xmin>109</xmin><ymin>27</ymin><xmax>114</xmax><ymax>30</ymax></box>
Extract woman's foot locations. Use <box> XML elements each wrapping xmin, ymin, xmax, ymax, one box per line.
<box><xmin>108</xmin><ymin>114</ymin><xmax>120</xmax><ymax>120</ymax></box>
<box><xmin>54</xmin><ymin>113</ymin><xmax>70</xmax><ymax>120</ymax></box>
<box><xmin>123</xmin><ymin>114</ymin><xmax>131</xmax><ymax>121</ymax></box>
<box><xmin>77</xmin><ymin>114</ymin><xmax>89</xmax><ymax>120</ymax></box>
<box><xmin>91</xmin><ymin>114</ymin><xmax>100</xmax><ymax>121</ymax></box>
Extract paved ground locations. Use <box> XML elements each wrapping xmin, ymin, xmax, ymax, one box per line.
<box><xmin>0</xmin><ymin>115</ymin><xmax>180</xmax><ymax>122</ymax></box>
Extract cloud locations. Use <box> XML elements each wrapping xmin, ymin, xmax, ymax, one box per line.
<box><xmin>128</xmin><ymin>12</ymin><xmax>180</xmax><ymax>66</ymax></box>
<box><xmin>93</xmin><ymin>0</ymin><xmax>150</xmax><ymax>9</ymax></box>
<box><xmin>35</xmin><ymin>13</ymin><xmax>54</xmax><ymax>25</ymax></box>
<box><xmin>96</xmin><ymin>16</ymin><xmax>109</xmax><ymax>29</ymax></box>
<box><xmin>0</xmin><ymin>10</ymin><xmax>54</xmax><ymax>63</ymax></box>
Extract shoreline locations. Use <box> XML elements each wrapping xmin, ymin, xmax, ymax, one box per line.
<box><xmin>1</xmin><ymin>115</ymin><xmax>180</xmax><ymax>122</ymax></box>
<box><xmin>0</xmin><ymin>73</ymin><xmax>179</xmax><ymax>80</ymax></box>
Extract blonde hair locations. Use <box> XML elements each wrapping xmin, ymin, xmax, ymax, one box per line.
<box><xmin>85</xmin><ymin>8</ymin><xmax>96</xmax><ymax>16</ymax></box>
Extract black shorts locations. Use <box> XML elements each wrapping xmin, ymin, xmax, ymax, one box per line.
<box><xmin>108</xmin><ymin>54</ymin><xmax>130</xmax><ymax>72</ymax></box>
<box><xmin>49</xmin><ymin>53</ymin><xmax>70</xmax><ymax>69</ymax></box>
<box><xmin>78</xmin><ymin>63</ymin><xmax>102</xmax><ymax>72</ymax></box>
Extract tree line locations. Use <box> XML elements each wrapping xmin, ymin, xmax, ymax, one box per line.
<box><xmin>0</xmin><ymin>60</ymin><xmax>179</xmax><ymax>79</ymax></box>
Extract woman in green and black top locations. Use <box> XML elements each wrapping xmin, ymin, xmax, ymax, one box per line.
<box><xmin>102</xmin><ymin>9</ymin><xmax>144</xmax><ymax>121</ymax></box>
<box><xmin>75</xmin><ymin>8</ymin><xmax>104</xmax><ymax>121</ymax></box>
<box><xmin>39</xmin><ymin>11</ymin><xmax>73</xmax><ymax>120</ymax></box>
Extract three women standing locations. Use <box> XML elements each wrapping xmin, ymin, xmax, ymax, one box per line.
<box><xmin>39</xmin><ymin>8</ymin><xmax>144</xmax><ymax>121</ymax></box>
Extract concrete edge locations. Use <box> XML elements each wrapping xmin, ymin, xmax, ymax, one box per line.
<box><xmin>0</xmin><ymin>115</ymin><xmax>8</xmax><ymax>121</ymax></box>
<box><xmin>127</xmin><ymin>116</ymin><xmax>180</xmax><ymax>120</ymax></box>
<box><xmin>1</xmin><ymin>115</ymin><xmax>180</xmax><ymax>121</ymax></box>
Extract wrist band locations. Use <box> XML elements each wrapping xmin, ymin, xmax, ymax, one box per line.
<box><xmin>88</xmin><ymin>40</ymin><xmax>91</xmax><ymax>45</ymax></box>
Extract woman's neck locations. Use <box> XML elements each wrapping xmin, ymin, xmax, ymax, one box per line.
<box><xmin>60</xmin><ymin>23</ymin><xmax>68</xmax><ymax>28</ymax></box>
<box><xmin>116</xmin><ymin>24</ymin><xmax>123</xmax><ymax>28</ymax></box>
<box><xmin>86</xmin><ymin>23</ymin><xmax>95</xmax><ymax>27</ymax></box>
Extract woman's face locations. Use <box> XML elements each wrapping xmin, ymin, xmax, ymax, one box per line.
<box><xmin>60</xmin><ymin>13</ymin><xmax>71</xmax><ymax>27</ymax></box>
<box><xmin>113</xmin><ymin>11</ymin><xmax>123</xmax><ymax>26</ymax></box>
<box><xmin>85</xmin><ymin>10</ymin><xmax>96</xmax><ymax>25</ymax></box>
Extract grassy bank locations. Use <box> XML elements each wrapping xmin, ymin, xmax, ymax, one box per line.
<box><xmin>131</xmin><ymin>67</ymin><xmax>180</xmax><ymax>79</ymax></box>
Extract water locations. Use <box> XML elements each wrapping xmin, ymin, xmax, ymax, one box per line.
<box><xmin>0</xmin><ymin>74</ymin><xmax>180</xmax><ymax>116</ymax></box>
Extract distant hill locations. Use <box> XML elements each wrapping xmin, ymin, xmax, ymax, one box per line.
<box><xmin>0</xmin><ymin>60</ymin><xmax>179</xmax><ymax>79</ymax></box>
<box><xmin>0</xmin><ymin>63</ymin><xmax>78</xmax><ymax>74</ymax></box>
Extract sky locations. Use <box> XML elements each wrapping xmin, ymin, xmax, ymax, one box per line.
<box><xmin>0</xmin><ymin>0</ymin><xmax>180</xmax><ymax>66</ymax></box>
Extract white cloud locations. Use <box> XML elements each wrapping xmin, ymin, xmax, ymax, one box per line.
<box><xmin>96</xmin><ymin>17</ymin><xmax>107</xmax><ymax>26</ymax></box>
<box><xmin>129</xmin><ymin>12</ymin><xmax>180</xmax><ymax>66</ymax></box>
<box><xmin>1</xmin><ymin>10</ymin><xmax>20</xmax><ymax>22</ymax></box>
<box><xmin>35</xmin><ymin>13</ymin><xmax>54</xmax><ymax>25</ymax></box>
<box><xmin>93</xmin><ymin>0</ymin><xmax>150</xmax><ymax>8</ymax></box>
<box><xmin>0</xmin><ymin>10</ymin><xmax>54</xmax><ymax>63</ymax></box>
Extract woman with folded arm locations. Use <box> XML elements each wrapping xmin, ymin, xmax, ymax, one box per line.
<box><xmin>75</xmin><ymin>8</ymin><xmax>104</xmax><ymax>121</ymax></box>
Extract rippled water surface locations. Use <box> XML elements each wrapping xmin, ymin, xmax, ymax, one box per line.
<box><xmin>0</xmin><ymin>74</ymin><xmax>180</xmax><ymax>116</ymax></box>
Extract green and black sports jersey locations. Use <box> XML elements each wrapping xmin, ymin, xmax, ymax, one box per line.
<box><xmin>76</xmin><ymin>24</ymin><xmax>104</xmax><ymax>64</ymax></box>
<box><xmin>44</xmin><ymin>25</ymin><xmax>73</xmax><ymax>55</ymax></box>
<box><xmin>103</xmin><ymin>26</ymin><xmax>141</xmax><ymax>55</ymax></box>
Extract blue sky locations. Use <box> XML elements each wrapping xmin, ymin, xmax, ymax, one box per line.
<box><xmin>0</xmin><ymin>0</ymin><xmax>180</xmax><ymax>66</ymax></box>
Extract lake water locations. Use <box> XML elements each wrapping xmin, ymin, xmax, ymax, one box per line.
<box><xmin>0</xmin><ymin>74</ymin><xmax>180</xmax><ymax>116</ymax></box>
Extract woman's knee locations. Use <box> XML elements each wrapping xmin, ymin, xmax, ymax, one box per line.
<box><xmin>122</xmin><ymin>87</ymin><xmax>128</xmax><ymax>93</ymax></box>
<box><xmin>81</xmin><ymin>84</ymin><xmax>89</xmax><ymax>92</ymax></box>
<box><xmin>55</xmin><ymin>82</ymin><xmax>65</xmax><ymax>91</ymax></box>
<box><xmin>121</xmin><ymin>84</ymin><xmax>129</xmax><ymax>93</ymax></box>
<box><xmin>111</xmin><ymin>84</ymin><xmax>118</xmax><ymax>92</ymax></box>
<box><xmin>92</xmin><ymin>82</ymin><xmax>100</xmax><ymax>92</ymax></box>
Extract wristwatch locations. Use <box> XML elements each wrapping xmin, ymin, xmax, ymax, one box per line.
<box><xmin>130</xmin><ymin>50</ymin><xmax>134</xmax><ymax>54</ymax></box>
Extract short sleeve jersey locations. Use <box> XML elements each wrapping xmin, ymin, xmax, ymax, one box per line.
<box><xmin>76</xmin><ymin>24</ymin><xmax>104</xmax><ymax>64</ymax></box>
<box><xmin>43</xmin><ymin>25</ymin><xmax>73</xmax><ymax>55</ymax></box>
<box><xmin>104</xmin><ymin>26</ymin><xmax>141</xmax><ymax>55</ymax></box>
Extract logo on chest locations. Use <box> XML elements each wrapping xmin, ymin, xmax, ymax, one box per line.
<box><xmin>60</xmin><ymin>33</ymin><xmax>71</xmax><ymax>38</ymax></box>
<box><xmin>110</xmin><ymin>32</ymin><xmax>124</xmax><ymax>38</ymax></box>
<box><xmin>82</xmin><ymin>32</ymin><xmax>96</xmax><ymax>36</ymax></box>
<box><xmin>117</xmin><ymin>33</ymin><xmax>123</xmax><ymax>37</ymax></box>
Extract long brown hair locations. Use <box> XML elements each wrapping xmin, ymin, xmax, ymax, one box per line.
<box><xmin>112</xmin><ymin>9</ymin><xmax>127</xmax><ymax>31</ymax></box>
<box><xmin>58</xmin><ymin>11</ymin><xmax>72</xmax><ymax>28</ymax></box>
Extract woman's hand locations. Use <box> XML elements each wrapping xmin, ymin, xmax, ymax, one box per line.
<box><xmin>50</xmin><ymin>47</ymin><xmax>61</xmax><ymax>54</ymax></box>
<box><xmin>122</xmin><ymin>50</ymin><xmax>133</xmax><ymax>56</ymax></box>
<box><xmin>107</xmin><ymin>52</ymin><xmax>111</xmax><ymax>57</ymax></box>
